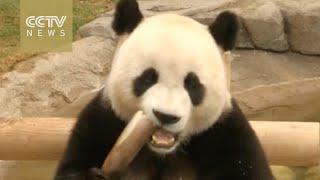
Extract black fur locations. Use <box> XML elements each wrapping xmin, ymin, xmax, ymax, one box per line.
<box><xmin>184</xmin><ymin>72</ymin><xmax>205</xmax><ymax>106</ymax></box>
<box><xmin>112</xmin><ymin>0</ymin><xmax>143</xmax><ymax>35</ymax></box>
<box><xmin>55</xmin><ymin>95</ymin><xmax>274</xmax><ymax>180</ymax></box>
<box><xmin>185</xmin><ymin>99</ymin><xmax>274</xmax><ymax>179</ymax></box>
<box><xmin>54</xmin><ymin>91</ymin><xmax>125</xmax><ymax>180</ymax></box>
<box><xmin>209</xmin><ymin>11</ymin><xmax>239</xmax><ymax>51</ymax></box>
<box><xmin>133</xmin><ymin>68</ymin><xmax>158</xmax><ymax>97</ymax></box>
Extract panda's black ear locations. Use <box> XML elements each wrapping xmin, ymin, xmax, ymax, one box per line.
<box><xmin>112</xmin><ymin>0</ymin><xmax>143</xmax><ymax>35</ymax></box>
<box><xmin>209</xmin><ymin>11</ymin><xmax>239</xmax><ymax>51</ymax></box>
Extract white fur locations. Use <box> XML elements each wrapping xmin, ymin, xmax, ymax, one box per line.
<box><xmin>141</xmin><ymin>84</ymin><xmax>191</xmax><ymax>133</ymax></box>
<box><xmin>105</xmin><ymin>14</ymin><xmax>232</xmax><ymax>154</ymax></box>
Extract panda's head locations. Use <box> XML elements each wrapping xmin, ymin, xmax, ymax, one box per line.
<box><xmin>105</xmin><ymin>0</ymin><xmax>238</xmax><ymax>154</ymax></box>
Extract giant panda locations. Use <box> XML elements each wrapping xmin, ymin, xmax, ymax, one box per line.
<box><xmin>55</xmin><ymin>0</ymin><xmax>274</xmax><ymax>179</ymax></box>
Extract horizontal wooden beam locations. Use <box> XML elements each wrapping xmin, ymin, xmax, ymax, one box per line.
<box><xmin>0</xmin><ymin>117</ymin><xmax>74</xmax><ymax>161</ymax></box>
<box><xmin>251</xmin><ymin>121</ymin><xmax>319</xmax><ymax>167</ymax></box>
<box><xmin>0</xmin><ymin>117</ymin><xmax>319</xmax><ymax>167</ymax></box>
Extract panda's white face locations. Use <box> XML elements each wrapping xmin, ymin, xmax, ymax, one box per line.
<box><xmin>106</xmin><ymin>14</ymin><xmax>232</xmax><ymax>154</ymax></box>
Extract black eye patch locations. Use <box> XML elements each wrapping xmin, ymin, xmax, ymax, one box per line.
<box><xmin>133</xmin><ymin>68</ymin><xmax>158</xmax><ymax>97</ymax></box>
<box><xmin>184</xmin><ymin>72</ymin><xmax>205</xmax><ymax>106</ymax></box>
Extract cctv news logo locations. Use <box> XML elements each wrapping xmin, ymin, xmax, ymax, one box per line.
<box><xmin>25</xmin><ymin>16</ymin><xmax>67</xmax><ymax>37</ymax></box>
<box><xmin>20</xmin><ymin>0</ymin><xmax>72</xmax><ymax>51</ymax></box>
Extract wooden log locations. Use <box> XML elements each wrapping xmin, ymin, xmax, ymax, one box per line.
<box><xmin>251</xmin><ymin>121</ymin><xmax>320</xmax><ymax>167</ymax></box>
<box><xmin>0</xmin><ymin>117</ymin><xmax>74</xmax><ymax>160</ymax></box>
<box><xmin>0</xmin><ymin>117</ymin><xmax>319</xmax><ymax>167</ymax></box>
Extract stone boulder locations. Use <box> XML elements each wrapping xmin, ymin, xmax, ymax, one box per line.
<box><xmin>281</xmin><ymin>1</ymin><xmax>320</xmax><ymax>55</ymax></box>
<box><xmin>241</xmin><ymin>2</ymin><xmax>289</xmax><ymax>51</ymax></box>
<box><xmin>0</xmin><ymin>37</ymin><xmax>114</xmax><ymax>117</ymax></box>
<box><xmin>78</xmin><ymin>16</ymin><xmax>116</xmax><ymax>40</ymax></box>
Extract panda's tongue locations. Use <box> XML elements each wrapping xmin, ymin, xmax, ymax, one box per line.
<box><xmin>151</xmin><ymin>129</ymin><xmax>175</xmax><ymax>148</ymax></box>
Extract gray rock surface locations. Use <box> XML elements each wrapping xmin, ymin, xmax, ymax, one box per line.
<box><xmin>236</xmin><ymin>20</ymin><xmax>255</xmax><ymax>48</ymax></box>
<box><xmin>232</xmin><ymin>50</ymin><xmax>320</xmax><ymax>122</ymax></box>
<box><xmin>241</xmin><ymin>2</ymin><xmax>289</xmax><ymax>51</ymax></box>
<box><xmin>232</xmin><ymin>50</ymin><xmax>320</xmax><ymax>91</ymax></box>
<box><xmin>282</xmin><ymin>2</ymin><xmax>320</xmax><ymax>55</ymax></box>
<box><xmin>78</xmin><ymin>0</ymin><xmax>320</xmax><ymax>55</ymax></box>
<box><xmin>0</xmin><ymin>36</ymin><xmax>114</xmax><ymax>117</ymax></box>
<box><xmin>234</xmin><ymin>77</ymin><xmax>320</xmax><ymax>122</ymax></box>
<box><xmin>78</xmin><ymin>16</ymin><xmax>115</xmax><ymax>40</ymax></box>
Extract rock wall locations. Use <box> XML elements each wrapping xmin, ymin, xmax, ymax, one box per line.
<box><xmin>0</xmin><ymin>37</ymin><xmax>115</xmax><ymax>117</ymax></box>
<box><xmin>79</xmin><ymin>0</ymin><xmax>320</xmax><ymax>55</ymax></box>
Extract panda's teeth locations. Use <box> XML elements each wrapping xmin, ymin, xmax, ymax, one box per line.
<box><xmin>150</xmin><ymin>129</ymin><xmax>175</xmax><ymax>148</ymax></box>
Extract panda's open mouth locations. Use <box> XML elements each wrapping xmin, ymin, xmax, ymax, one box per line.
<box><xmin>149</xmin><ymin>128</ymin><xmax>178</xmax><ymax>149</ymax></box>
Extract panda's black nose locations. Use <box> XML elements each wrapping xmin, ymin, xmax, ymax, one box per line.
<box><xmin>153</xmin><ymin>109</ymin><xmax>181</xmax><ymax>125</ymax></box>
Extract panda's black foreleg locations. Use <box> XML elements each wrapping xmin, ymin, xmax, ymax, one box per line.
<box><xmin>186</xmin><ymin>100</ymin><xmax>274</xmax><ymax>180</ymax></box>
<box><xmin>54</xmin><ymin>167</ymin><xmax>107</xmax><ymax>180</ymax></box>
<box><xmin>54</xmin><ymin>92</ymin><xmax>125</xmax><ymax>180</ymax></box>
